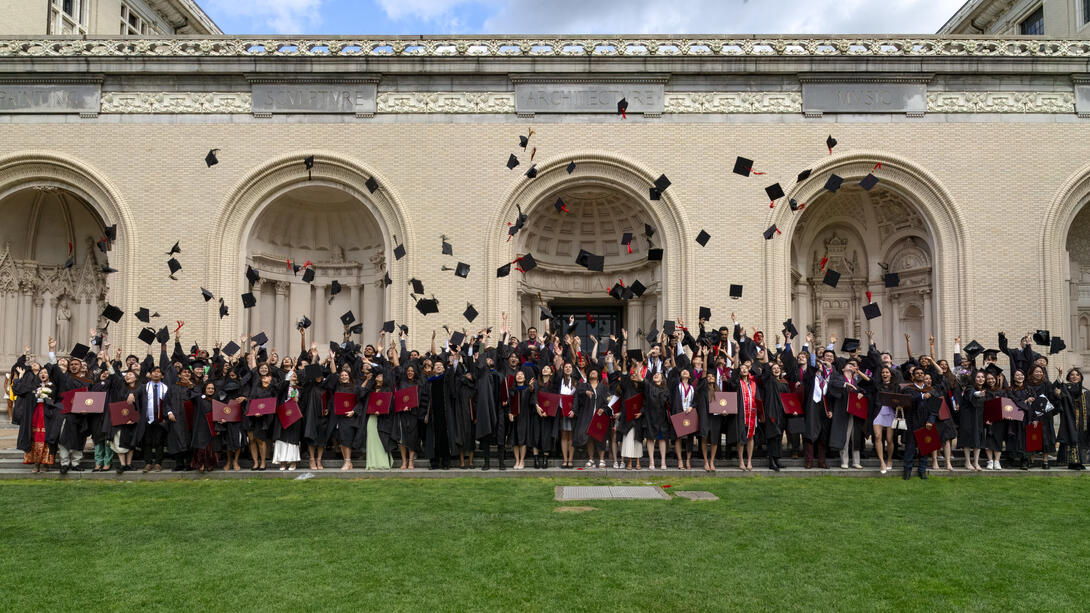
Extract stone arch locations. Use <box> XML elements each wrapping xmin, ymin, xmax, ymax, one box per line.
<box><xmin>486</xmin><ymin>151</ymin><xmax>692</xmax><ymax>328</ymax></box>
<box><xmin>1040</xmin><ymin>161</ymin><xmax>1090</xmax><ymax>336</ymax></box>
<box><xmin>0</xmin><ymin>151</ymin><xmax>138</xmax><ymax>345</ymax></box>
<box><xmin>766</xmin><ymin>151</ymin><xmax>969</xmax><ymax>349</ymax></box>
<box><xmin>209</xmin><ymin>153</ymin><xmax>416</xmax><ymax>340</ymax></box>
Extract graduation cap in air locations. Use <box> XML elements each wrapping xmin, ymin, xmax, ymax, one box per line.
<box><xmin>963</xmin><ymin>340</ymin><xmax>984</xmax><ymax>360</ymax></box>
<box><xmin>205</xmin><ymin>149</ymin><xmax>220</xmax><ymax>168</ymax></box>
<box><xmin>246</xmin><ymin>265</ymin><xmax>260</xmax><ymax>287</ymax></box>
<box><xmin>621</xmin><ymin>232</ymin><xmax>634</xmax><ymax>254</ymax></box>
<box><xmin>797</xmin><ymin>169</ymin><xmax>812</xmax><ymax>182</ymax></box>
<box><xmin>576</xmin><ymin>249</ymin><xmax>590</xmax><ymax>268</ymax></box>
<box><xmin>219</xmin><ymin>299</ymin><xmax>229</xmax><ymax>319</ymax></box>
<box><xmin>644</xmin><ymin>224</ymin><xmax>655</xmax><ymax>239</ymax></box>
<box><xmin>626</xmin><ymin>349</ymin><xmax>644</xmax><ymax>363</ymax></box>
<box><xmin>630</xmin><ymin>279</ymin><xmax>647</xmax><ymax>298</ymax></box>
<box><xmin>516</xmin><ymin>253</ymin><xmax>537</xmax><ymax>274</ymax></box>
<box><xmin>729</xmin><ymin>284</ymin><xmax>743</xmax><ymax>299</ymax></box>
<box><xmin>340</xmin><ymin>311</ymin><xmax>356</xmax><ymax>327</ymax></box>
<box><xmin>166</xmin><ymin>241</ymin><xmax>181</xmax><ymax>256</ymax></box>
<box><xmin>617</xmin><ymin>97</ymin><xmax>628</xmax><ymax>118</ymax></box>
<box><xmin>201</xmin><ymin>288</ymin><xmax>214</xmax><ymax>302</ymax></box>
<box><xmin>789</xmin><ymin>199</ymin><xmax>804</xmax><ymax>212</ymax></box>
<box><xmin>136</xmin><ymin>307</ymin><xmax>151</xmax><ymax>323</ymax></box>
<box><xmin>824</xmin><ymin>174</ymin><xmax>844</xmax><ymax>193</ymax></box>
<box><xmin>506</xmin><ymin>154</ymin><xmax>520</xmax><ymax>170</ymax></box>
<box><xmin>519</xmin><ymin>134</ymin><xmax>530</xmax><ymax>149</ymax></box>
<box><xmin>304</xmin><ymin>155</ymin><xmax>315</xmax><ymax>180</ymax></box>
<box><xmin>497</xmin><ymin>263</ymin><xmax>511</xmax><ymax>278</ymax></box>
<box><xmin>586</xmin><ymin>254</ymin><xmax>605</xmax><ymax>272</ymax></box>
<box><xmin>647</xmin><ymin>248</ymin><xmax>663</xmax><ymax>261</ymax></box>
<box><xmin>554</xmin><ymin>197</ymin><xmax>568</xmax><ymax>213</ymax></box>
<box><xmin>393</xmin><ymin>242</ymin><xmax>406</xmax><ymax>261</ymax></box>
<box><xmin>649</xmin><ymin>187</ymin><xmax>661</xmax><ymax>201</ymax></box>
<box><xmin>823</xmin><ymin>269</ymin><xmax>841</xmax><ymax>288</ymax></box>
<box><xmin>415</xmin><ymin>296</ymin><xmax>439</xmax><ymax>316</ymax></box>
<box><xmin>841</xmin><ymin>338</ymin><xmax>860</xmax><ymax>353</ymax></box>
<box><xmin>1050</xmin><ymin>337</ymin><xmax>1066</xmax><ymax>355</ymax></box>
<box><xmin>654</xmin><ymin>174</ymin><xmax>671</xmax><ymax>193</ymax></box>
<box><xmin>539</xmin><ymin>305</ymin><xmax>554</xmax><ymax>321</ymax></box>
<box><xmin>646</xmin><ymin>327</ymin><xmax>660</xmax><ymax>346</ymax></box>
<box><xmin>883</xmin><ymin>272</ymin><xmax>900</xmax><ymax>288</ymax></box>
<box><xmin>365</xmin><ymin>176</ymin><xmax>379</xmax><ymax>194</ymax></box>
<box><xmin>449</xmin><ymin>330</ymin><xmax>466</xmax><ymax>348</ymax></box>
<box><xmin>297</xmin><ymin>315</ymin><xmax>311</xmax><ymax>330</ymax></box>
<box><xmin>455</xmin><ymin>262</ymin><xmax>470</xmax><ymax>278</ymax></box>
<box><xmin>104</xmin><ymin>224</ymin><xmax>117</xmax><ymax>242</ymax></box>
<box><xmin>783</xmin><ymin>318</ymin><xmax>799</xmax><ymax>337</ymax></box>
<box><xmin>252</xmin><ymin>332</ymin><xmax>268</xmax><ymax>346</ymax></box>
<box><xmin>381</xmin><ymin>320</ymin><xmax>396</xmax><ymax>334</ymax></box>
<box><xmin>765</xmin><ymin>183</ymin><xmax>785</xmax><ymax>205</ymax></box>
<box><xmin>64</xmin><ymin>242</ymin><xmax>74</xmax><ymax>269</ymax></box>
<box><xmin>349</xmin><ymin>323</ymin><xmax>363</xmax><ymax>335</ymax></box>
<box><xmin>763</xmin><ymin>225</ymin><xmax>781</xmax><ymax>240</ymax></box>
<box><xmin>860</xmin><ymin>173</ymin><xmax>879</xmax><ymax>191</ymax></box>
<box><xmin>441</xmin><ymin>237</ymin><xmax>453</xmax><ymax>256</ymax></box>
<box><xmin>566</xmin><ymin>161</ymin><xmax>576</xmax><ymax>174</ymax></box>
<box><xmin>524</xmin><ymin>165</ymin><xmax>538</xmax><ymax>179</ymax></box>
<box><xmin>155</xmin><ymin>326</ymin><xmax>170</xmax><ymax>344</ymax></box>
<box><xmin>733</xmin><ymin>156</ymin><xmax>762</xmax><ymax>177</ymax></box>
<box><xmin>695</xmin><ymin>230</ymin><xmax>711</xmax><ymax>247</ymax></box>
<box><xmin>410</xmin><ymin>278</ymin><xmax>424</xmax><ymax>295</ymax></box>
<box><xmin>327</xmin><ymin>280</ymin><xmax>342</xmax><ymax>304</ymax></box>
<box><xmin>101</xmin><ymin>263</ymin><xmax>118</xmax><ymax>275</ymax></box>
<box><xmin>289</xmin><ymin>260</ymin><xmax>302</xmax><ymax>276</ymax></box>
<box><xmin>167</xmin><ymin>258</ymin><xmax>181</xmax><ymax>280</ymax></box>
<box><xmin>1032</xmin><ymin>330</ymin><xmax>1051</xmax><ymax>346</ymax></box>
<box><xmin>608</xmin><ymin>282</ymin><xmax>625</xmax><ymax>301</ymax></box>
<box><xmin>826</xmin><ymin>135</ymin><xmax>838</xmax><ymax>154</ymax></box>
<box><xmin>862</xmin><ymin>303</ymin><xmax>881</xmax><ymax>320</ymax></box>
<box><xmin>138</xmin><ymin>327</ymin><xmax>156</xmax><ymax>345</ymax></box>
<box><xmin>101</xmin><ymin>304</ymin><xmax>123</xmax><ymax>324</ymax></box>
<box><xmin>241</xmin><ymin>292</ymin><xmax>257</xmax><ymax>309</ymax></box>
<box><xmin>214</xmin><ymin>340</ymin><xmax>238</xmax><ymax>358</ymax></box>
<box><xmin>96</xmin><ymin>237</ymin><xmax>109</xmax><ymax>254</ymax></box>
<box><xmin>464</xmin><ymin>303</ymin><xmax>479</xmax><ymax>323</ymax></box>
<box><xmin>663</xmin><ymin>320</ymin><xmax>677</xmax><ymax>337</ymax></box>
<box><xmin>700</xmin><ymin>306</ymin><xmax>712</xmax><ymax>321</ymax></box>
<box><xmin>302</xmin><ymin>267</ymin><xmax>315</xmax><ymax>284</ymax></box>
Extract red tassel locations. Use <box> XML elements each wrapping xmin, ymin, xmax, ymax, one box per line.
<box><xmin>67</xmin><ymin>242</ymin><xmax>73</xmax><ymax>255</ymax></box>
<box><xmin>530</xmin><ymin>147</ymin><xmax>537</xmax><ymax>161</ymax></box>
<box><xmin>820</xmin><ymin>257</ymin><xmax>828</xmax><ymax>271</ymax></box>
<box><xmin>587</xmin><ymin>313</ymin><xmax>595</xmax><ymax>325</ymax></box>
<box><xmin>770</xmin><ymin>202</ymin><xmax>775</xmax><ymax>209</ymax></box>
<box><xmin>621</xmin><ymin>109</ymin><xmax>626</xmax><ymax>119</ymax></box>
<box><xmin>516</xmin><ymin>267</ymin><xmax>525</xmax><ymax>274</ymax></box>
<box><xmin>627</xmin><ymin>244</ymin><xmax>632</xmax><ymax>254</ymax></box>
<box><xmin>303</xmin><ymin>260</ymin><xmax>313</xmax><ymax>268</ymax></box>
<box><xmin>776</xmin><ymin>228</ymin><xmax>782</xmax><ymax>235</ymax></box>
<box><xmin>618</xmin><ymin>278</ymin><xmax>625</xmax><ymax>287</ymax></box>
<box><xmin>873</xmin><ymin>162</ymin><xmax>882</xmax><ymax>171</ymax></box>
<box><xmin>175</xmin><ymin>320</ymin><xmax>184</xmax><ymax>333</ymax></box>
<box><xmin>866</xmin><ymin>291</ymin><xmax>872</xmax><ymax>303</ymax></box>
<box><xmin>798</xmin><ymin>203</ymin><xmax>806</xmax><ymax>211</ymax></box>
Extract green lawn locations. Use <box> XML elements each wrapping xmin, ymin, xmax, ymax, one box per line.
<box><xmin>1</xmin><ymin>476</ymin><xmax>1087</xmax><ymax>611</ymax></box>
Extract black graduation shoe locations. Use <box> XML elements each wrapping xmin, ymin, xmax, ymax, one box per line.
<box><xmin>903</xmin><ymin>471</ymin><xmax>911</xmax><ymax>481</ymax></box>
<box><xmin>1042</xmin><ymin>461</ymin><xmax>1049</xmax><ymax>470</ymax></box>
<box><xmin>918</xmin><ymin>472</ymin><xmax>927</xmax><ymax>480</ymax></box>
<box><xmin>768</xmin><ymin>457</ymin><xmax>780</xmax><ymax>472</ymax></box>
<box><xmin>59</xmin><ymin>465</ymin><xmax>69</xmax><ymax>475</ymax></box>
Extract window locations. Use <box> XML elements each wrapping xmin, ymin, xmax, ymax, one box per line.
<box><xmin>120</xmin><ymin>3</ymin><xmax>159</xmax><ymax>36</ymax></box>
<box><xmin>1020</xmin><ymin>5</ymin><xmax>1044</xmax><ymax>35</ymax></box>
<box><xmin>48</xmin><ymin>0</ymin><xmax>86</xmax><ymax>34</ymax></box>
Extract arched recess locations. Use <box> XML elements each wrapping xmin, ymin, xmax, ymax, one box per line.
<box><xmin>0</xmin><ymin>152</ymin><xmax>137</xmax><ymax>358</ymax></box>
<box><xmin>1040</xmin><ymin>161</ymin><xmax>1090</xmax><ymax>367</ymax></box>
<box><xmin>487</xmin><ymin>152</ymin><xmax>692</xmax><ymax>337</ymax></box>
<box><xmin>766</xmin><ymin>151</ymin><xmax>969</xmax><ymax>352</ymax></box>
<box><xmin>209</xmin><ymin>153</ymin><xmax>415</xmax><ymax>343</ymax></box>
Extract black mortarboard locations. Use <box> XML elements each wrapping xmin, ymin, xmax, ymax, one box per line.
<box><xmin>222</xmin><ymin>341</ymin><xmax>240</xmax><ymax>357</ymax></box>
<box><xmin>654</xmin><ymin>174</ymin><xmax>671</xmax><ymax>193</ymax></box>
<box><xmin>166</xmin><ymin>241</ymin><xmax>181</xmax><ymax>256</ymax></box>
<box><xmin>1050</xmin><ymin>337</ymin><xmax>1066</xmax><ymax>355</ymax></box>
<box><xmin>663</xmin><ymin>320</ymin><xmax>676</xmax><ymax>337</ymax></box>
<box><xmin>156</xmin><ymin>327</ymin><xmax>170</xmax><ymax>344</ymax></box>
<box><xmin>349</xmin><ymin>323</ymin><xmax>363</xmax><ymax>335</ymax></box>
<box><xmin>1032</xmin><ymin>330</ymin><xmax>1051</xmax><ymax>346</ymax></box>
<box><xmin>252</xmin><ymin>332</ymin><xmax>268</xmax><ymax>346</ymax></box>
<box><xmin>860</xmin><ymin>173</ymin><xmax>879</xmax><ymax>191</ymax></box>
<box><xmin>382</xmin><ymin>320</ymin><xmax>396</xmax><ymax>334</ymax></box>
<box><xmin>883</xmin><ymin>272</ymin><xmax>900</xmax><ymax>288</ymax></box>
<box><xmin>841</xmin><ymin>338</ymin><xmax>860</xmax><ymax>353</ymax></box>
<box><xmin>291</xmin><ymin>262</ymin><xmax>301</xmax><ymax>276</ymax></box>
<box><xmin>497</xmin><ymin>263</ymin><xmax>511</xmax><ymax>278</ymax></box>
<box><xmin>399</xmin><ymin>324</ymin><xmax>409</xmax><ymax>334</ymax></box>
<box><xmin>539</xmin><ymin>305</ymin><xmax>554</xmax><ymax>321</ymax></box>
<box><xmin>576</xmin><ymin>249</ymin><xmax>591</xmax><ymax>268</ymax></box>
<box><xmin>983</xmin><ymin>348</ymin><xmax>1000</xmax><ymax>360</ymax></box>
<box><xmin>136</xmin><ymin>307</ymin><xmax>150</xmax><ymax>323</ymax></box>
<box><xmin>630</xmin><ymin>280</ymin><xmax>647</xmax><ymax>297</ymax></box>
<box><xmin>442</xmin><ymin>239</ymin><xmax>453</xmax><ymax>256</ymax></box>
<box><xmin>506</xmin><ymin>154</ymin><xmax>519</xmax><ymax>170</ymax></box>
<box><xmin>138</xmin><ymin>327</ymin><xmax>156</xmax><ymax>345</ymax></box>
<box><xmin>789</xmin><ymin>199</ymin><xmax>802</xmax><ymax>212</ymax></box>
<box><xmin>101</xmin><ymin>304</ymin><xmax>123</xmax><ymax>323</ymax></box>
<box><xmin>862</xmin><ymin>303</ymin><xmax>881</xmax><ymax>320</ymax></box>
<box><xmin>393</xmin><ymin>243</ymin><xmax>406</xmax><ymax>260</ymax></box>
<box><xmin>518</xmin><ymin>253</ymin><xmax>537</xmax><ymax>273</ymax></box>
<box><xmin>302</xmin><ymin>267</ymin><xmax>315</xmax><ymax>283</ymax></box>
<box><xmin>823</xmin><ymin>269</ymin><xmax>841</xmax><ymax>288</ymax></box>
<box><xmin>241</xmin><ymin>292</ymin><xmax>256</xmax><ymax>308</ymax></box>
<box><xmin>608</xmin><ymin>283</ymin><xmax>624</xmax><ymax>300</ymax></box>
<box><xmin>298</xmin><ymin>315</ymin><xmax>311</xmax><ymax>330</ymax></box>
<box><xmin>304</xmin><ymin>155</ymin><xmax>315</xmax><ymax>170</ymax></box>
<box><xmin>765</xmin><ymin>183</ymin><xmax>785</xmax><ymax>202</ymax></box>
<box><xmin>449</xmin><ymin>330</ymin><xmax>466</xmax><ymax>348</ymax></box>
<box><xmin>783</xmin><ymin>318</ymin><xmax>798</xmax><ymax>337</ymax></box>
<box><xmin>205</xmin><ymin>149</ymin><xmax>219</xmax><ymax>167</ymax></box>
<box><xmin>464</xmin><ymin>304</ymin><xmax>479</xmax><ymax>322</ymax></box>
<box><xmin>518</xmin><ymin>135</ymin><xmax>529</xmax><ymax>149</ymax></box>
<box><xmin>566</xmin><ymin>161</ymin><xmax>576</xmax><ymax>174</ymax></box>
<box><xmin>340</xmin><ymin>311</ymin><xmax>355</xmax><ymax>326</ymax></box>
<box><xmin>219</xmin><ymin>299</ymin><xmax>229</xmax><ymax>319</ymax></box>
<box><xmin>416</xmin><ymin>297</ymin><xmax>439</xmax><ymax>315</ymax></box>
<box><xmin>963</xmin><ymin>340</ymin><xmax>984</xmax><ymax>360</ymax></box>
<box><xmin>246</xmin><ymin>265</ymin><xmax>260</xmax><ymax>286</ymax></box>
<box><xmin>621</xmin><ymin>232</ymin><xmax>634</xmax><ymax>248</ymax></box>
<box><xmin>824</xmin><ymin>174</ymin><xmax>844</xmax><ymax>193</ymax></box>
<box><xmin>455</xmin><ymin>262</ymin><xmax>470</xmax><ymax>278</ymax></box>
<box><xmin>587</xmin><ymin>254</ymin><xmax>605</xmax><ymax>272</ymax></box>
<box><xmin>167</xmin><ymin>258</ymin><xmax>181</xmax><ymax>278</ymax></box>
<box><xmin>797</xmin><ymin>169</ymin><xmax>812</xmax><ymax>182</ymax></box>
<box><xmin>729</xmin><ymin>284</ymin><xmax>743</xmax><ymax>299</ymax></box>
<box><xmin>646</xmin><ymin>328</ymin><xmax>660</xmax><ymax>346</ymax></box>
<box><xmin>627</xmin><ymin>349</ymin><xmax>643</xmax><ymax>362</ymax></box>
<box><xmin>644</xmin><ymin>223</ymin><xmax>655</xmax><ymax>239</ymax></box>
<box><xmin>64</xmin><ymin>252</ymin><xmax>74</xmax><ymax>269</ymax></box>
<box><xmin>554</xmin><ymin>197</ymin><xmax>567</xmax><ymax>213</ymax></box>
<box><xmin>97</xmin><ymin>237</ymin><xmax>108</xmax><ymax>254</ymax></box>
<box><xmin>647</xmin><ymin>248</ymin><xmax>663</xmax><ymax>261</ymax></box>
<box><xmin>410</xmin><ymin>278</ymin><xmax>424</xmax><ymax>294</ymax></box>
<box><xmin>695</xmin><ymin>230</ymin><xmax>711</xmax><ymax>247</ymax></box>
<box><xmin>328</xmin><ymin>280</ymin><xmax>342</xmax><ymax>304</ymax></box>
<box><xmin>201</xmin><ymin>288</ymin><xmax>213</xmax><ymax>302</ymax></box>
<box><xmin>763</xmin><ymin>225</ymin><xmax>780</xmax><ymax>240</ymax></box>
<box><xmin>101</xmin><ymin>263</ymin><xmax>118</xmax><ymax>274</ymax></box>
<box><xmin>826</xmin><ymin>135</ymin><xmax>838</xmax><ymax>152</ymax></box>
<box><xmin>649</xmin><ymin>187</ymin><xmax>660</xmax><ymax>201</ymax></box>
<box><xmin>365</xmin><ymin>176</ymin><xmax>379</xmax><ymax>194</ymax></box>
<box><xmin>617</xmin><ymin>98</ymin><xmax>628</xmax><ymax>115</ymax></box>
<box><xmin>984</xmin><ymin>363</ymin><xmax>1003</xmax><ymax>378</ymax></box>
<box><xmin>733</xmin><ymin>156</ymin><xmax>755</xmax><ymax>177</ymax></box>
<box><xmin>525</xmin><ymin>165</ymin><xmax>538</xmax><ymax>179</ymax></box>
<box><xmin>700</xmin><ymin>306</ymin><xmax>712</xmax><ymax>321</ymax></box>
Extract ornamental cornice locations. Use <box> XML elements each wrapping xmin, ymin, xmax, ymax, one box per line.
<box><xmin>798</xmin><ymin>73</ymin><xmax>935</xmax><ymax>84</ymax></box>
<box><xmin>99</xmin><ymin>91</ymin><xmax>251</xmax><ymax>113</ymax></box>
<box><xmin>375</xmin><ymin>91</ymin><xmax>515</xmax><ymax>113</ymax></box>
<box><xmin>662</xmin><ymin>92</ymin><xmax>803</xmax><ymax>113</ymax></box>
<box><xmin>244</xmin><ymin>74</ymin><xmax>380</xmax><ymax>85</ymax></box>
<box><xmin>509</xmin><ymin>73</ymin><xmax>671</xmax><ymax>84</ymax></box>
<box><xmin>2</xmin><ymin>36</ymin><xmax>1090</xmax><ymax>59</ymax></box>
<box><xmin>926</xmin><ymin>91</ymin><xmax>1075</xmax><ymax>113</ymax></box>
<box><xmin>0</xmin><ymin>74</ymin><xmax>102</xmax><ymax>84</ymax></box>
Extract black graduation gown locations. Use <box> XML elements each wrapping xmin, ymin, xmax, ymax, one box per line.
<box><xmin>424</xmin><ymin>374</ymin><xmax>452</xmax><ymax>460</ymax></box>
<box><xmin>86</xmin><ymin>375</ymin><xmax>114</xmax><ymax>445</ymax></box>
<box><xmin>330</xmin><ymin>381</ymin><xmax>365</xmax><ymax>450</ymax></box>
<box><xmin>1002</xmin><ymin>386</ymin><xmax>1035</xmax><ymax>454</ymax></box>
<box><xmin>189</xmin><ymin>394</ymin><xmax>220</xmax><ymax>452</ymax></box>
<box><xmin>615</xmin><ymin>377</ymin><xmax>645</xmax><ymax>441</ymax></box>
<box><xmin>573</xmin><ymin>381</ymin><xmax>608</xmax><ymax>448</ymax></box>
<box><xmin>160</xmin><ymin>361</ymin><xmax>192</xmax><ymax>456</ymax></box>
<box><xmin>243</xmin><ymin>377</ymin><xmax>278</xmax><ymax>442</ymax></box>
<box><xmin>1056</xmin><ymin>382</ymin><xmax>1090</xmax><ymax>454</ymax></box>
<box><xmin>391</xmin><ymin>376</ymin><xmax>425</xmax><ymax>449</ymax></box>
<box><xmin>905</xmin><ymin>385</ymin><xmax>941</xmax><ymax>432</ymax></box>
<box><xmin>14</xmin><ymin>372</ymin><xmax>61</xmax><ymax>453</ymax></box>
<box><xmin>803</xmin><ymin>365</ymin><xmax>833</xmax><ymax>444</ymax></box>
<box><xmin>642</xmin><ymin>380</ymin><xmax>671</xmax><ymax>441</ymax></box>
<box><xmin>508</xmin><ymin>384</ymin><xmax>536</xmax><ymax>447</ymax></box>
<box><xmin>448</xmin><ymin>361</ymin><xmax>475</xmax><ymax>454</ymax></box>
<box><xmin>50</xmin><ymin>365</ymin><xmax>91</xmax><ymax>452</ymax></box>
<box><xmin>957</xmin><ymin>386</ymin><xmax>986</xmax><ymax>449</ymax></box>
<box><xmin>213</xmin><ymin>377</ymin><xmax>246</xmax><ymax>452</ymax></box>
<box><xmin>271</xmin><ymin>380</ymin><xmax>303</xmax><ymax>446</ymax></box>
<box><xmin>1025</xmin><ymin>381</ymin><xmax>1057</xmax><ymax>450</ymax></box>
<box><xmin>532</xmin><ymin>376</ymin><xmax>559</xmax><ymax>452</ymax></box>
<box><xmin>753</xmin><ymin>364</ymin><xmax>790</xmax><ymax>444</ymax></box>
<box><xmin>696</xmin><ymin>377</ymin><xmax>720</xmax><ymax>442</ymax></box>
<box><xmin>104</xmin><ymin>379</ymin><xmax>141</xmax><ymax>451</ymax></box>
<box><xmin>301</xmin><ymin>374</ymin><xmax>334</xmax><ymax>448</ymax></box>
<box><xmin>827</xmin><ymin>372</ymin><xmax>865</xmax><ymax>452</ymax></box>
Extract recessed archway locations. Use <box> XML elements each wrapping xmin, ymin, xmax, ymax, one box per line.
<box><xmin>1041</xmin><ymin>161</ymin><xmax>1090</xmax><ymax>368</ymax></box>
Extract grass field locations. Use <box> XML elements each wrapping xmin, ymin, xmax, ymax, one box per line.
<box><xmin>1</xmin><ymin>476</ymin><xmax>1088</xmax><ymax>611</ymax></box>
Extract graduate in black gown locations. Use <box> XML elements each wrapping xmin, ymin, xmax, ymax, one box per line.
<box><xmin>327</xmin><ymin>368</ymin><xmax>364</xmax><ymax>471</ymax></box>
<box><xmin>1055</xmin><ymin>367</ymin><xmax>1090</xmax><ymax>470</ymax></box>
<box><xmin>958</xmin><ymin>369</ymin><xmax>987</xmax><ymax>472</ymax></box>
<box><xmin>424</xmin><ymin>360</ymin><xmax>452</xmax><ymax>469</ymax></box>
<box><xmin>575</xmin><ymin>367</ymin><xmax>610</xmax><ymax>468</ymax></box>
<box><xmin>507</xmin><ymin>369</ymin><xmax>535</xmax><ymax>470</ymax></box>
<box><xmin>473</xmin><ymin>338</ymin><xmax>506</xmax><ymax>471</ymax></box>
<box><xmin>903</xmin><ymin>366</ymin><xmax>940</xmax><ymax>480</ymax></box>
<box><xmin>105</xmin><ymin>368</ymin><xmax>141</xmax><ymax>474</ymax></box>
<box><xmin>189</xmin><ymin>381</ymin><xmax>220</xmax><ymax>472</ymax></box>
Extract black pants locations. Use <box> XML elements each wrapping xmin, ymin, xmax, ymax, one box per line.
<box><xmin>142</xmin><ymin>425</ymin><xmax>165</xmax><ymax>465</ymax></box>
<box><xmin>904</xmin><ymin>430</ymin><xmax>926</xmax><ymax>477</ymax></box>
<box><xmin>766</xmin><ymin>436</ymin><xmax>782</xmax><ymax>459</ymax></box>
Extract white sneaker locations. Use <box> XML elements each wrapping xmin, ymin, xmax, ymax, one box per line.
<box><xmin>994</xmin><ymin>460</ymin><xmax>1002</xmax><ymax>470</ymax></box>
<box><xmin>852</xmin><ymin>463</ymin><xmax>863</xmax><ymax>469</ymax></box>
<box><xmin>840</xmin><ymin>463</ymin><xmax>849</xmax><ymax>469</ymax></box>
<box><xmin>986</xmin><ymin>460</ymin><xmax>994</xmax><ymax>470</ymax></box>
<box><xmin>599</xmin><ymin>461</ymin><xmax>606</xmax><ymax>468</ymax></box>
<box><xmin>880</xmin><ymin>468</ymin><xmax>888</xmax><ymax>474</ymax></box>
<box><xmin>585</xmin><ymin>460</ymin><xmax>594</xmax><ymax>468</ymax></box>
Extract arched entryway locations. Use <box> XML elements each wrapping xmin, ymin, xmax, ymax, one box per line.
<box><xmin>767</xmin><ymin>151</ymin><xmax>969</xmax><ymax>357</ymax></box>
<box><xmin>488</xmin><ymin>152</ymin><xmax>691</xmax><ymax>349</ymax></box>
<box><xmin>1042</xmin><ymin>162</ymin><xmax>1090</xmax><ymax>368</ymax></box>
<box><xmin>209</xmin><ymin>153</ymin><xmax>415</xmax><ymax>346</ymax></box>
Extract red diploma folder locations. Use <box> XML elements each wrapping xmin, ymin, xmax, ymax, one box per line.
<box><xmin>366</xmin><ymin>391</ymin><xmax>393</xmax><ymax>415</ymax></box>
<box><xmin>559</xmin><ymin>394</ymin><xmax>575</xmax><ymax>419</ymax></box>
<box><xmin>780</xmin><ymin>392</ymin><xmax>803</xmax><ymax>416</ymax></box>
<box><xmin>71</xmin><ymin>390</ymin><xmax>106</xmax><ymax>414</ymax></box>
<box><xmin>913</xmin><ymin>426</ymin><xmax>942</xmax><ymax>455</ymax></box>
<box><xmin>587</xmin><ymin>411</ymin><xmax>610</xmax><ymax>443</ymax></box>
<box><xmin>1025</xmin><ymin>420</ymin><xmax>1043</xmax><ymax>452</ymax></box>
<box><xmin>538</xmin><ymin>391</ymin><xmax>560</xmax><ymax>417</ymax></box>
<box><xmin>985</xmin><ymin>397</ymin><xmax>1023</xmax><ymax>423</ymax></box>
<box><xmin>60</xmin><ymin>386</ymin><xmax>87</xmax><ymax>414</ymax></box>
<box><xmin>710</xmin><ymin>392</ymin><xmax>737</xmax><ymax>415</ymax></box>
<box><xmin>109</xmin><ymin>401</ymin><xmax>138</xmax><ymax>426</ymax></box>
<box><xmin>333</xmin><ymin>392</ymin><xmax>356</xmax><ymax>416</ymax></box>
<box><xmin>247</xmin><ymin>397</ymin><xmax>276</xmax><ymax>416</ymax></box>
<box><xmin>212</xmin><ymin>400</ymin><xmax>242</xmax><ymax>423</ymax></box>
<box><xmin>623</xmin><ymin>393</ymin><xmax>644</xmax><ymax>422</ymax></box>
<box><xmin>847</xmin><ymin>393</ymin><xmax>868</xmax><ymax>419</ymax></box>
<box><xmin>395</xmin><ymin>386</ymin><xmax>418</xmax><ymax>413</ymax></box>
<box><xmin>670</xmin><ymin>411</ymin><xmax>699</xmax><ymax>437</ymax></box>
<box><xmin>278</xmin><ymin>398</ymin><xmax>302</xmax><ymax>429</ymax></box>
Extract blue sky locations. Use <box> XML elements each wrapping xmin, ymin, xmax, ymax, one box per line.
<box><xmin>197</xmin><ymin>0</ymin><xmax>968</xmax><ymax>36</ymax></box>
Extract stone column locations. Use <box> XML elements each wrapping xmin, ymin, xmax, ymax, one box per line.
<box><xmin>890</xmin><ymin>293</ymin><xmax>901</xmax><ymax>360</ymax></box>
<box><xmin>289</xmin><ymin>281</ymin><xmax>309</xmax><ymax>349</ymax></box>
<box><xmin>366</xmin><ymin>283</ymin><xmax>383</xmax><ymax>348</ymax></box>
<box><xmin>39</xmin><ymin>294</ymin><xmax>53</xmax><ymax>354</ymax></box>
<box><xmin>312</xmin><ymin>284</ymin><xmax>325</xmax><ymax>345</ymax></box>
<box><xmin>3</xmin><ymin>292</ymin><xmax>16</xmax><ymax>356</ymax></box>
<box><xmin>626</xmin><ymin>299</ymin><xmax>644</xmax><ymax>351</ymax></box>
<box><xmin>922</xmin><ymin>289</ymin><xmax>933</xmax><ymax>347</ymax></box>
<box><xmin>21</xmin><ymin>290</ymin><xmax>34</xmax><ymax>353</ymax></box>
<box><xmin>529</xmin><ymin>296</ymin><xmax>543</xmax><ymax>339</ymax></box>
<box><xmin>274</xmin><ymin>281</ymin><xmax>290</xmax><ymax>351</ymax></box>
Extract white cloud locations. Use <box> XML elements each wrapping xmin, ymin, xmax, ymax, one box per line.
<box><xmin>205</xmin><ymin>0</ymin><xmax>325</xmax><ymax>34</ymax></box>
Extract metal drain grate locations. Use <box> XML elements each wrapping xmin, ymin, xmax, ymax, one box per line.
<box><xmin>555</xmin><ymin>485</ymin><xmax>670</xmax><ymax>500</ymax></box>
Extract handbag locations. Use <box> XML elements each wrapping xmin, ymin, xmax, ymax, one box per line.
<box><xmin>892</xmin><ymin>407</ymin><xmax>907</xmax><ymax>431</ymax></box>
